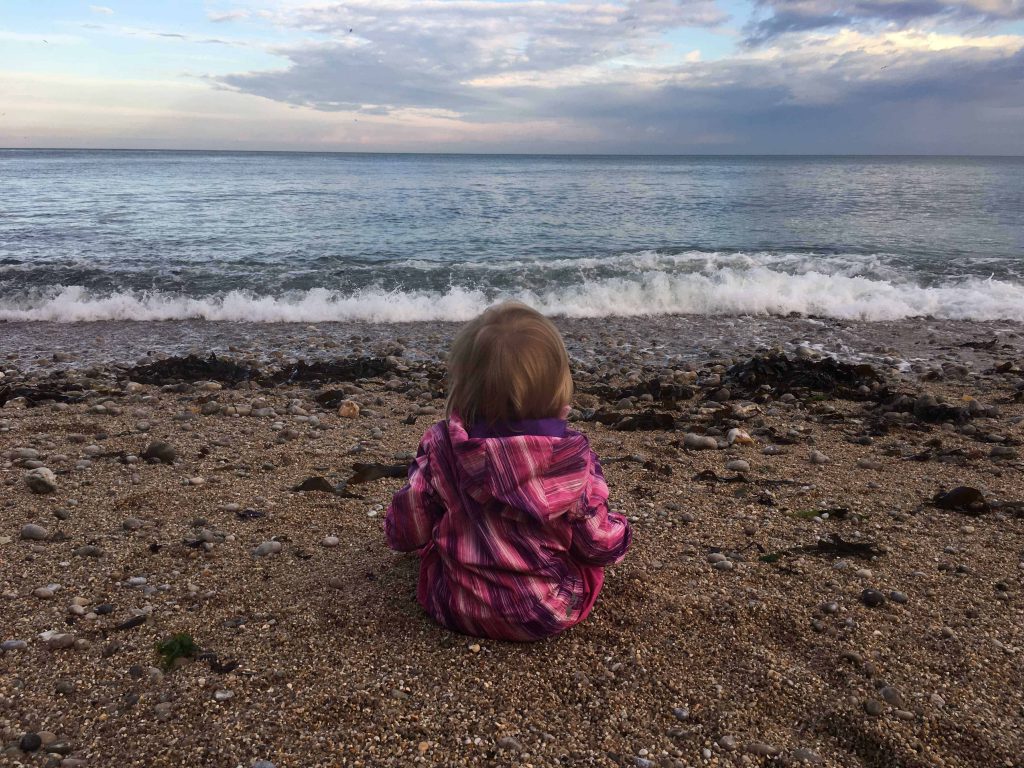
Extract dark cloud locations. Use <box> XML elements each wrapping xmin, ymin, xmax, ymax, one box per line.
<box><xmin>214</xmin><ymin>0</ymin><xmax>1024</xmax><ymax>153</ymax></box>
<box><xmin>746</xmin><ymin>0</ymin><xmax>1024</xmax><ymax>43</ymax></box>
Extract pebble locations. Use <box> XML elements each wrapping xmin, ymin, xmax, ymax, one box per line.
<box><xmin>497</xmin><ymin>737</ymin><xmax>522</xmax><ymax>751</ymax></box>
<box><xmin>214</xmin><ymin>689</ymin><xmax>234</xmax><ymax>702</ymax></box>
<box><xmin>72</xmin><ymin>545</ymin><xmax>103</xmax><ymax>558</ymax></box>
<box><xmin>1</xmin><ymin>640</ymin><xmax>28</xmax><ymax>651</ymax></box>
<box><xmin>864</xmin><ymin>698</ymin><xmax>885</xmax><ymax>715</ymax></box>
<box><xmin>889</xmin><ymin>590</ymin><xmax>909</xmax><ymax>604</ymax></box>
<box><xmin>25</xmin><ymin>467</ymin><xmax>58</xmax><ymax>494</ymax></box>
<box><xmin>253</xmin><ymin>541</ymin><xmax>282</xmax><ymax>557</ymax></box>
<box><xmin>809</xmin><ymin>449</ymin><xmax>831</xmax><ymax>465</ymax></box>
<box><xmin>856</xmin><ymin>458</ymin><xmax>882</xmax><ymax>470</ymax></box>
<box><xmin>141</xmin><ymin>441</ymin><xmax>177</xmax><ymax>464</ymax></box>
<box><xmin>712</xmin><ymin>560</ymin><xmax>735</xmax><ymax>571</ymax></box>
<box><xmin>880</xmin><ymin>686</ymin><xmax>903</xmax><ymax>707</ymax></box>
<box><xmin>746</xmin><ymin>742</ymin><xmax>780</xmax><ymax>757</ymax></box>
<box><xmin>20</xmin><ymin>523</ymin><xmax>50</xmax><ymax>541</ymax></box>
<box><xmin>683</xmin><ymin>433</ymin><xmax>718</xmax><ymax>450</ymax></box>
<box><xmin>725</xmin><ymin>459</ymin><xmax>750</xmax><ymax>473</ymax></box>
<box><xmin>791</xmin><ymin>748</ymin><xmax>823</xmax><ymax>764</ymax></box>
<box><xmin>717</xmin><ymin>735</ymin><xmax>736</xmax><ymax>751</ymax></box>
<box><xmin>19</xmin><ymin>733</ymin><xmax>42</xmax><ymax>752</ymax></box>
<box><xmin>252</xmin><ymin>762</ymin><xmax>276</xmax><ymax>768</ymax></box>
<box><xmin>671</xmin><ymin>706</ymin><xmax>689</xmax><ymax>721</ymax></box>
<box><xmin>860</xmin><ymin>589</ymin><xmax>886</xmax><ymax>607</ymax></box>
<box><xmin>707</xmin><ymin>552</ymin><xmax>727</xmax><ymax>564</ymax></box>
<box><xmin>322</xmin><ymin>536</ymin><xmax>340</xmax><ymax>547</ymax></box>
<box><xmin>338</xmin><ymin>400</ymin><xmax>360</xmax><ymax>418</ymax></box>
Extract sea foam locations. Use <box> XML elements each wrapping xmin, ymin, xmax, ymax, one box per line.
<box><xmin>2</xmin><ymin>266</ymin><xmax>1023</xmax><ymax>323</ymax></box>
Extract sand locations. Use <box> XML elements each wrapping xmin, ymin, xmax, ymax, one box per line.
<box><xmin>1</xmin><ymin>316</ymin><xmax>1023</xmax><ymax>768</ymax></box>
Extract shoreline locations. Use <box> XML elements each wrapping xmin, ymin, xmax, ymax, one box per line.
<box><xmin>1</xmin><ymin>318</ymin><xmax>1023</xmax><ymax>766</ymax></box>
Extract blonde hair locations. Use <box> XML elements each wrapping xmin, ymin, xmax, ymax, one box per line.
<box><xmin>446</xmin><ymin>302</ymin><xmax>573</xmax><ymax>426</ymax></box>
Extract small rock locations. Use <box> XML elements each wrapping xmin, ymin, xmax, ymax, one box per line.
<box><xmin>338</xmin><ymin>400</ymin><xmax>360</xmax><ymax>418</ymax></box>
<box><xmin>19</xmin><ymin>733</ymin><xmax>42</xmax><ymax>752</ymax></box>
<box><xmin>20</xmin><ymin>523</ymin><xmax>49</xmax><ymax>541</ymax></box>
<box><xmin>717</xmin><ymin>735</ymin><xmax>736</xmax><ymax>751</ymax></box>
<box><xmin>671</xmin><ymin>706</ymin><xmax>689</xmax><ymax>721</ymax></box>
<box><xmin>809</xmin><ymin>450</ymin><xmax>831</xmax><ymax>465</ymax></box>
<box><xmin>73</xmin><ymin>545</ymin><xmax>103</xmax><ymax>558</ymax></box>
<box><xmin>880</xmin><ymin>686</ymin><xmax>903</xmax><ymax>707</ymax></box>
<box><xmin>791</xmin><ymin>747</ymin><xmax>823</xmax><ymax>764</ymax></box>
<box><xmin>1</xmin><ymin>640</ymin><xmax>28</xmax><ymax>651</ymax></box>
<box><xmin>860</xmin><ymin>589</ymin><xmax>886</xmax><ymax>608</ymax></box>
<box><xmin>213</xmin><ymin>689</ymin><xmax>234</xmax><ymax>702</ymax></box>
<box><xmin>141</xmin><ymin>441</ymin><xmax>176</xmax><ymax>464</ymax></box>
<box><xmin>889</xmin><ymin>591</ymin><xmax>909</xmax><ymax>604</ymax></box>
<box><xmin>253</xmin><ymin>541</ymin><xmax>282</xmax><ymax>557</ymax></box>
<box><xmin>684</xmin><ymin>433</ymin><xmax>718</xmax><ymax>450</ymax></box>
<box><xmin>497</xmin><ymin>737</ymin><xmax>522</xmax><ymax>751</ymax></box>
<box><xmin>25</xmin><ymin>467</ymin><xmax>58</xmax><ymax>494</ymax></box>
<box><xmin>746</xmin><ymin>742</ymin><xmax>780</xmax><ymax>757</ymax></box>
<box><xmin>864</xmin><ymin>698</ymin><xmax>885</xmax><ymax>716</ymax></box>
<box><xmin>322</xmin><ymin>536</ymin><xmax>340</xmax><ymax>548</ymax></box>
<box><xmin>725</xmin><ymin>459</ymin><xmax>750</xmax><ymax>473</ymax></box>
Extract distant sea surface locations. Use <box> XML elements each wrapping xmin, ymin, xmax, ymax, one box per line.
<box><xmin>1</xmin><ymin>150</ymin><xmax>1022</xmax><ymax>323</ymax></box>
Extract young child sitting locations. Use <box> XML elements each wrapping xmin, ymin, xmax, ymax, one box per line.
<box><xmin>385</xmin><ymin>302</ymin><xmax>631</xmax><ymax>641</ymax></box>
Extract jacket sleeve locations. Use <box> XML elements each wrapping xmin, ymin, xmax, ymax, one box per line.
<box><xmin>384</xmin><ymin>429</ymin><xmax>445</xmax><ymax>552</ymax></box>
<box><xmin>568</xmin><ymin>454</ymin><xmax>632</xmax><ymax>566</ymax></box>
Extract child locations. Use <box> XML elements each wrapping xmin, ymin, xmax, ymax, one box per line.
<box><xmin>384</xmin><ymin>302</ymin><xmax>631</xmax><ymax>641</ymax></box>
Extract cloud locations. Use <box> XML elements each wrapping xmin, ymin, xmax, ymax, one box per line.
<box><xmin>218</xmin><ymin>0</ymin><xmax>728</xmax><ymax>113</ymax></box>
<box><xmin>89</xmin><ymin>5</ymin><xmax>114</xmax><ymax>15</ymax></box>
<box><xmin>745</xmin><ymin>0</ymin><xmax>1024</xmax><ymax>43</ymax></box>
<box><xmin>208</xmin><ymin>10</ymin><xmax>251</xmax><ymax>23</ymax></box>
<box><xmin>216</xmin><ymin>0</ymin><xmax>1024</xmax><ymax>154</ymax></box>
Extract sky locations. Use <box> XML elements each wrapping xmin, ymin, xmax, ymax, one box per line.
<box><xmin>1</xmin><ymin>0</ymin><xmax>1022</xmax><ymax>153</ymax></box>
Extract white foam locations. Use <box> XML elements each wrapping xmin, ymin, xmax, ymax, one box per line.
<box><xmin>3</xmin><ymin>267</ymin><xmax>1024</xmax><ymax>323</ymax></box>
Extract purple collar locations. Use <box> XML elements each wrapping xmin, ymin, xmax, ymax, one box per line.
<box><xmin>467</xmin><ymin>417</ymin><xmax>567</xmax><ymax>439</ymax></box>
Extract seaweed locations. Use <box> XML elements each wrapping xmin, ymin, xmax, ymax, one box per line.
<box><xmin>292</xmin><ymin>476</ymin><xmax>337</xmax><ymax>494</ymax></box>
<box><xmin>268</xmin><ymin>357</ymin><xmax>395</xmax><ymax>385</ymax></box>
<box><xmin>126</xmin><ymin>354</ymin><xmax>256</xmax><ymax>385</ymax></box>
<box><xmin>0</xmin><ymin>382</ymin><xmax>91</xmax><ymax>408</ymax></box>
<box><xmin>156</xmin><ymin>633</ymin><xmax>199</xmax><ymax>670</ymax></box>
<box><xmin>759</xmin><ymin>533</ymin><xmax>883</xmax><ymax>563</ymax></box>
<box><xmin>725</xmin><ymin>352</ymin><xmax>886</xmax><ymax>401</ymax></box>
<box><xmin>580</xmin><ymin>379</ymin><xmax>695</xmax><ymax>409</ymax></box>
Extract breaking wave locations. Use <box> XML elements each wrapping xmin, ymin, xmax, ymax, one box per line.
<box><xmin>3</xmin><ymin>266</ymin><xmax>1024</xmax><ymax>322</ymax></box>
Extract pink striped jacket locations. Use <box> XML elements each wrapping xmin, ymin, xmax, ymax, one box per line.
<box><xmin>385</xmin><ymin>415</ymin><xmax>631</xmax><ymax>641</ymax></box>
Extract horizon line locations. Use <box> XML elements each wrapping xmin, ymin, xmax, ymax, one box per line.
<box><xmin>3</xmin><ymin>147</ymin><xmax>1023</xmax><ymax>159</ymax></box>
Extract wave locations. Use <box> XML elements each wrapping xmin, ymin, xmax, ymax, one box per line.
<box><xmin>2</xmin><ymin>267</ymin><xmax>1024</xmax><ymax>322</ymax></box>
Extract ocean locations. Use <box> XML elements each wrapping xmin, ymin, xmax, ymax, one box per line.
<box><xmin>1</xmin><ymin>150</ymin><xmax>1022</xmax><ymax>323</ymax></box>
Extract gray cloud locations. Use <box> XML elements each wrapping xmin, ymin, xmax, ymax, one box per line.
<box><xmin>214</xmin><ymin>0</ymin><xmax>1024</xmax><ymax>153</ymax></box>
<box><xmin>746</xmin><ymin>0</ymin><xmax>1024</xmax><ymax>43</ymax></box>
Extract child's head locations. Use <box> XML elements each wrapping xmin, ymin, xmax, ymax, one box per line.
<box><xmin>446</xmin><ymin>302</ymin><xmax>572</xmax><ymax>426</ymax></box>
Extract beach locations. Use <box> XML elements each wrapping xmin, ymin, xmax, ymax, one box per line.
<box><xmin>2</xmin><ymin>315</ymin><xmax>1023</xmax><ymax>767</ymax></box>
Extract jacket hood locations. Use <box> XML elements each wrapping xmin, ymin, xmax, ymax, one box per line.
<box><xmin>446</xmin><ymin>415</ymin><xmax>593</xmax><ymax>523</ymax></box>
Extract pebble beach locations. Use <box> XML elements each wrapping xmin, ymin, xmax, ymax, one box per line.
<box><xmin>2</xmin><ymin>315</ymin><xmax>1023</xmax><ymax>768</ymax></box>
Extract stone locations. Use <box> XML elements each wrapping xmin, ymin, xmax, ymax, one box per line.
<box><xmin>25</xmin><ymin>467</ymin><xmax>58</xmax><ymax>494</ymax></box>
<box><xmin>683</xmin><ymin>433</ymin><xmax>718</xmax><ymax>450</ymax></box>
<box><xmin>73</xmin><ymin>545</ymin><xmax>103</xmax><ymax>558</ymax></box>
<box><xmin>746</xmin><ymin>742</ymin><xmax>780</xmax><ymax>757</ymax></box>
<box><xmin>20</xmin><ymin>523</ymin><xmax>49</xmax><ymax>541</ymax></box>
<box><xmin>253</xmin><ymin>541</ymin><xmax>282</xmax><ymax>557</ymax></box>
<box><xmin>141</xmin><ymin>441</ymin><xmax>176</xmax><ymax>464</ymax></box>
<box><xmin>860</xmin><ymin>589</ymin><xmax>886</xmax><ymax>607</ymax></box>
<box><xmin>672</xmin><ymin>706</ymin><xmax>689</xmax><ymax>721</ymax></box>
<box><xmin>1</xmin><ymin>640</ymin><xmax>28</xmax><ymax>651</ymax></box>
<box><xmin>213</xmin><ymin>689</ymin><xmax>234</xmax><ymax>702</ymax></box>
<box><xmin>338</xmin><ymin>400</ymin><xmax>360</xmax><ymax>418</ymax></box>
<box><xmin>809</xmin><ymin>450</ymin><xmax>831</xmax><ymax>465</ymax></box>
<box><xmin>713</xmin><ymin>560</ymin><xmax>735</xmax><ymax>571</ymax></box>
<box><xmin>889</xmin><ymin>591</ymin><xmax>909</xmax><ymax>604</ymax></box>
<box><xmin>880</xmin><ymin>686</ymin><xmax>903</xmax><ymax>707</ymax></box>
<box><xmin>497</xmin><ymin>737</ymin><xmax>523</xmax><ymax>751</ymax></box>
<box><xmin>20</xmin><ymin>733</ymin><xmax>42</xmax><ymax>752</ymax></box>
<box><xmin>252</xmin><ymin>763</ymin><xmax>276</xmax><ymax>768</ymax></box>
<box><xmin>791</xmin><ymin>747</ymin><xmax>823</xmax><ymax>764</ymax></box>
<box><xmin>322</xmin><ymin>536</ymin><xmax>340</xmax><ymax>548</ymax></box>
<box><xmin>55</xmin><ymin>679</ymin><xmax>75</xmax><ymax>695</ymax></box>
<box><xmin>725</xmin><ymin>459</ymin><xmax>750</xmax><ymax>473</ymax></box>
<box><xmin>717</xmin><ymin>735</ymin><xmax>736</xmax><ymax>751</ymax></box>
<box><xmin>864</xmin><ymin>698</ymin><xmax>885</xmax><ymax>716</ymax></box>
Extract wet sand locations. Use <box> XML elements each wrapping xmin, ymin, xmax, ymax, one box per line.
<box><xmin>1</xmin><ymin>316</ymin><xmax>1023</xmax><ymax>768</ymax></box>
